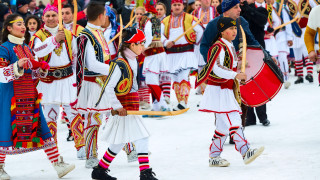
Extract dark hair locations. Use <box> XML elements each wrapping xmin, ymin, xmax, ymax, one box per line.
<box><xmin>86</xmin><ymin>1</ymin><xmax>106</xmax><ymax>21</ymax></box>
<box><xmin>24</xmin><ymin>15</ymin><xmax>41</xmax><ymax>44</ymax></box>
<box><xmin>1</xmin><ymin>14</ymin><xmax>23</xmax><ymax>43</ymax></box>
<box><xmin>211</xmin><ymin>32</ymin><xmax>222</xmax><ymax>46</ymax></box>
<box><xmin>118</xmin><ymin>30</ymin><xmax>132</xmax><ymax>62</ymax></box>
<box><xmin>62</xmin><ymin>4</ymin><xmax>74</xmax><ymax>14</ymax></box>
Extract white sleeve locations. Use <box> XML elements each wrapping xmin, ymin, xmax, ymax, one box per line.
<box><xmin>212</xmin><ymin>49</ymin><xmax>237</xmax><ymax>79</ymax></box>
<box><xmin>85</xmin><ymin>42</ymin><xmax>109</xmax><ymax>75</ymax></box>
<box><xmin>33</xmin><ymin>36</ymin><xmax>58</xmax><ymax>57</ymax></box>
<box><xmin>272</xmin><ymin>9</ymin><xmax>281</xmax><ymax>28</ymax></box>
<box><xmin>161</xmin><ymin>23</ymin><xmax>169</xmax><ymax>47</ymax></box>
<box><xmin>192</xmin><ymin>20</ymin><xmax>204</xmax><ymax>45</ymax></box>
<box><xmin>144</xmin><ymin>20</ymin><xmax>153</xmax><ymax>48</ymax></box>
<box><xmin>282</xmin><ymin>9</ymin><xmax>294</xmax><ymax>41</ymax></box>
<box><xmin>105</xmin><ymin>65</ymin><xmax>123</xmax><ymax>110</ymax></box>
<box><xmin>0</xmin><ymin>62</ymin><xmax>24</xmax><ymax>83</ymax></box>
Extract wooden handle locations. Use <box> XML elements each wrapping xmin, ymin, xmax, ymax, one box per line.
<box><xmin>58</xmin><ymin>0</ymin><xmax>63</xmax><ymax>30</ymax></box>
<box><xmin>239</xmin><ymin>25</ymin><xmax>247</xmax><ymax>73</ymax></box>
<box><xmin>277</xmin><ymin>0</ymin><xmax>284</xmax><ymax>16</ymax></box>
<box><xmin>297</xmin><ymin>0</ymin><xmax>309</xmax><ymax>23</ymax></box>
<box><xmin>173</xmin><ymin>14</ymin><xmax>205</xmax><ymax>43</ymax></box>
<box><xmin>119</xmin><ymin>15</ymin><xmax>123</xmax><ymax>47</ymax></box>
<box><xmin>72</xmin><ymin>0</ymin><xmax>78</xmax><ymax>34</ymax></box>
<box><xmin>108</xmin><ymin>15</ymin><xmax>137</xmax><ymax>45</ymax></box>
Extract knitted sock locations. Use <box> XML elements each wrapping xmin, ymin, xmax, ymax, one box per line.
<box><xmin>98</xmin><ymin>148</ymin><xmax>117</xmax><ymax>169</ymax></box>
<box><xmin>295</xmin><ymin>60</ymin><xmax>303</xmax><ymax>77</ymax></box>
<box><xmin>138</xmin><ymin>153</ymin><xmax>150</xmax><ymax>171</ymax></box>
<box><xmin>305</xmin><ymin>58</ymin><xmax>314</xmax><ymax>75</ymax></box>
<box><xmin>0</xmin><ymin>154</ymin><xmax>6</xmax><ymax>164</ymax></box>
<box><xmin>160</xmin><ymin>75</ymin><xmax>171</xmax><ymax>98</ymax></box>
<box><xmin>44</xmin><ymin>145</ymin><xmax>60</xmax><ymax>163</ymax></box>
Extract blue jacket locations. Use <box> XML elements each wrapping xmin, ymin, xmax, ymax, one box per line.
<box><xmin>200</xmin><ymin>15</ymin><xmax>260</xmax><ymax>62</ymax></box>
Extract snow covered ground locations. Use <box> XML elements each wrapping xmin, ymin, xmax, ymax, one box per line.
<box><xmin>4</xmin><ymin>72</ymin><xmax>320</xmax><ymax>180</ymax></box>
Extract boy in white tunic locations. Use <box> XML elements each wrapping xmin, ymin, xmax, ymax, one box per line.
<box><xmin>93</xmin><ymin>28</ymin><xmax>157</xmax><ymax>180</ymax></box>
<box><xmin>196</xmin><ymin>17</ymin><xmax>264</xmax><ymax>167</ymax></box>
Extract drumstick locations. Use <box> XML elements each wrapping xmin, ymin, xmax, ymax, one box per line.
<box><xmin>173</xmin><ymin>14</ymin><xmax>204</xmax><ymax>43</ymax></box>
<box><xmin>239</xmin><ymin>25</ymin><xmax>247</xmax><ymax>85</ymax></box>
<box><xmin>107</xmin><ymin>15</ymin><xmax>137</xmax><ymax>45</ymax></box>
<box><xmin>58</xmin><ymin>0</ymin><xmax>63</xmax><ymax>30</ymax></box>
<box><xmin>72</xmin><ymin>0</ymin><xmax>78</xmax><ymax>34</ymax></box>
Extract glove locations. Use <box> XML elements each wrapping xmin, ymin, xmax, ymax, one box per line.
<box><xmin>27</xmin><ymin>59</ymin><xmax>50</xmax><ymax>70</ymax></box>
<box><xmin>267</xmin><ymin>26</ymin><xmax>274</xmax><ymax>33</ymax></box>
<box><xmin>40</xmin><ymin>61</ymin><xmax>50</xmax><ymax>70</ymax></box>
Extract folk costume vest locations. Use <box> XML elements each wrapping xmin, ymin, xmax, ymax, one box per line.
<box><xmin>96</xmin><ymin>58</ymin><xmax>139</xmax><ymax>110</ymax></box>
<box><xmin>162</xmin><ymin>12</ymin><xmax>198</xmax><ymax>44</ymax></box>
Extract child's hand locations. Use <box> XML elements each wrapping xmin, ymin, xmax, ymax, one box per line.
<box><xmin>166</xmin><ymin>41</ymin><xmax>175</xmax><ymax>48</ymax></box>
<box><xmin>117</xmin><ymin>108</ymin><xmax>127</xmax><ymax>116</ymax></box>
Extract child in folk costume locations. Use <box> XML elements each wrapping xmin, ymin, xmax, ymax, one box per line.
<box><xmin>24</xmin><ymin>15</ymin><xmax>41</xmax><ymax>45</ymax></box>
<box><xmin>29</xmin><ymin>4</ymin><xmax>78</xmax><ymax>154</ymax></box>
<box><xmin>192</xmin><ymin>0</ymin><xmax>216</xmax><ymax>95</ymax></box>
<box><xmin>196</xmin><ymin>17</ymin><xmax>264</xmax><ymax>167</ymax></box>
<box><xmin>161</xmin><ymin>0</ymin><xmax>204</xmax><ymax>110</ymax></box>
<box><xmin>92</xmin><ymin>28</ymin><xmax>157</xmax><ymax>180</ymax></box>
<box><xmin>135</xmin><ymin>7</ymin><xmax>152</xmax><ymax>110</ymax></box>
<box><xmin>142</xmin><ymin>0</ymin><xmax>169</xmax><ymax>113</ymax></box>
<box><xmin>75</xmin><ymin>1</ymin><xmax>112</xmax><ymax>168</ymax></box>
<box><xmin>0</xmin><ymin>14</ymin><xmax>74</xmax><ymax>179</ymax></box>
<box><xmin>102</xmin><ymin>5</ymin><xmax>119</xmax><ymax>61</ymax></box>
<box><xmin>156</xmin><ymin>2</ymin><xmax>172</xmax><ymax>104</ymax></box>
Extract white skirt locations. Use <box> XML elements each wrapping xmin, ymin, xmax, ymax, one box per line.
<box><xmin>199</xmin><ymin>85</ymin><xmax>241</xmax><ymax>114</ymax></box>
<box><xmin>265</xmin><ymin>37</ymin><xmax>278</xmax><ymax>57</ymax></box>
<box><xmin>194</xmin><ymin>44</ymin><xmax>206</xmax><ymax>67</ymax></box>
<box><xmin>143</xmin><ymin>52</ymin><xmax>169</xmax><ymax>75</ymax></box>
<box><xmin>76</xmin><ymin>80</ymin><xmax>111</xmax><ymax>114</ymax></box>
<box><xmin>37</xmin><ymin>75</ymin><xmax>76</xmax><ymax>105</ymax></box>
<box><xmin>166</xmin><ymin>51</ymin><xmax>198</xmax><ymax>74</ymax></box>
<box><xmin>102</xmin><ymin>115</ymin><xmax>150</xmax><ymax>144</ymax></box>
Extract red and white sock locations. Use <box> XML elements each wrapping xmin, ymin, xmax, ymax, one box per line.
<box><xmin>44</xmin><ymin>145</ymin><xmax>60</xmax><ymax>163</ymax></box>
<box><xmin>160</xmin><ymin>75</ymin><xmax>171</xmax><ymax>98</ymax></box>
<box><xmin>138</xmin><ymin>153</ymin><xmax>150</xmax><ymax>171</ymax></box>
<box><xmin>305</xmin><ymin>58</ymin><xmax>313</xmax><ymax>75</ymax></box>
<box><xmin>98</xmin><ymin>148</ymin><xmax>117</xmax><ymax>169</ymax></box>
<box><xmin>0</xmin><ymin>154</ymin><xmax>6</xmax><ymax>164</ymax></box>
<box><xmin>295</xmin><ymin>60</ymin><xmax>303</xmax><ymax>77</ymax></box>
<box><xmin>138</xmin><ymin>87</ymin><xmax>151</xmax><ymax>103</ymax></box>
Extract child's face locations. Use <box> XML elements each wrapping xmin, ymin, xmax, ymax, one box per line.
<box><xmin>130</xmin><ymin>43</ymin><xmax>144</xmax><ymax>55</ymax></box>
<box><xmin>211</xmin><ymin>0</ymin><xmax>220</xmax><ymax>7</ymax></box>
<box><xmin>221</xmin><ymin>26</ymin><xmax>237</xmax><ymax>42</ymax></box>
<box><xmin>195</xmin><ymin>1</ymin><xmax>201</xmax><ymax>9</ymax></box>
<box><xmin>156</xmin><ymin>5</ymin><xmax>165</xmax><ymax>18</ymax></box>
<box><xmin>27</xmin><ymin>18</ymin><xmax>38</xmax><ymax>32</ymax></box>
<box><xmin>135</xmin><ymin>9</ymin><xmax>144</xmax><ymax>21</ymax></box>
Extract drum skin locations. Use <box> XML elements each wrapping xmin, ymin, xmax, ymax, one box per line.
<box><xmin>239</xmin><ymin>47</ymin><xmax>283</xmax><ymax>107</ymax></box>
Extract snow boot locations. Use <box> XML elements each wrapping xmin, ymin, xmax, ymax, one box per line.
<box><xmin>294</xmin><ymin>76</ymin><xmax>304</xmax><ymax>84</ymax></box>
<box><xmin>229</xmin><ymin>135</ymin><xmax>235</xmax><ymax>144</ymax></box>
<box><xmin>173</xmin><ymin>102</ymin><xmax>186</xmax><ymax>111</ymax></box>
<box><xmin>140</xmin><ymin>168</ymin><xmax>158</xmax><ymax>180</ymax></box>
<box><xmin>86</xmin><ymin>157</ymin><xmax>100</xmax><ymax>169</ymax></box>
<box><xmin>0</xmin><ymin>164</ymin><xmax>10</xmax><ymax>180</ymax></box>
<box><xmin>284</xmin><ymin>81</ymin><xmax>291</xmax><ymax>89</ymax></box>
<box><xmin>66</xmin><ymin>130</ymin><xmax>74</xmax><ymax>141</ymax></box>
<box><xmin>92</xmin><ymin>166</ymin><xmax>117</xmax><ymax>180</ymax></box>
<box><xmin>305</xmin><ymin>74</ymin><xmax>313</xmax><ymax>83</ymax></box>
<box><xmin>261</xmin><ymin>119</ymin><xmax>270</xmax><ymax>126</ymax></box>
<box><xmin>209</xmin><ymin>156</ymin><xmax>230</xmax><ymax>167</ymax></box>
<box><xmin>53</xmin><ymin>156</ymin><xmax>75</xmax><ymax>178</ymax></box>
<box><xmin>77</xmin><ymin>146</ymin><xmax>86</xmax><ymax>160</ymax></box>
<box><xmin>243</xmin><ymin>147</ymin><xmax>264</xmax><ymax>165</ymax></box>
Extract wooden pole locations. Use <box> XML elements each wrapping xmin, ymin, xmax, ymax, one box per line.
<box><xmin>173</xmin><ymin>14</ymin><xmax>204</xmax><ymax>43</ymax></box>
<box><xmin>107</xmin><ymin>15</ymin><xmax>137</xmax><ymax>45</ymax></box>
<box><xmin>240</xmin><ymin>25</ymin><xmax>247</xmax><ymax>73</ymax></box>
<box><xmin>119</xmin><ymin>15</ymin><xmax>123</xmax><ymax>47</ymax></box>
<box><xmin>58</xmin><ymin>0</ymin><xmax>63</xmax><ymax>30</ymax></box>
<box><xmin>72</xmin><ymin>0</ymin><xmax>78</xmax><ymax>34</ymax></box>
<box><xmin>277</xmin><ymin>0</ymin><xmax>284</xmax><ymax>16</ymax></box>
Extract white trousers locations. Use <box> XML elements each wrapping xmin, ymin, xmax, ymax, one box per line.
<box><xmin>109</xmin><ymin>137</ymin><xmax>149</xmax><ymax>154</ymax></box>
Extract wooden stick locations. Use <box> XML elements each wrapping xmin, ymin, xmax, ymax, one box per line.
<box><xmin>277</xmin><ymin>0</ymin><xmax>284</xmax><ymax>16</ymax></box>
<box><xmin>72</xmin><ymin>0</ymin><xmax>78</xmax><ymax>34</ymax></box>
<box><xmin>297</xmin><ymin>0</ymin><xmax>309</xmax><ymax>23</ymax></box>
<box><xmin>130</xmin><ymin>6</ymin><xmax>135</xmax><ymax>21</ymax></box>
<box><xmin>119</xmin><ymin>15</ymin><xmax>123</xmax><ymax>47</ymax></box>
<box><xmin>58</xmin><ymin>0</ymin><xmax>63</xmax><ymax>30</ymax></box>
<box><xmin>111</xmin><ymin>108</ymin><xmax>190</xmax><ymax>116</ymax></box>
<box><xmin>240</xmin><ymin>25</ymin><xmax>247</xmax><ymax>73</ymax></box>
<box><xmin>274</xmin><ymin>16</ymin><xmax>298</xmax><ymax>30</ymax></box>
<box><xmin>107</xmin><ymin>15</ymin><xmax>137</xmax><ymax>45</ymax></box>
<box><xmin>173</xmin><ymin>14</ymin><xmax>204</xmax><ymax>43</ymax></box>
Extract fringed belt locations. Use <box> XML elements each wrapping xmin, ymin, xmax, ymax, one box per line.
<box><xmin>166</xmin><ymin>43</ymin><xmax>194</xmax><ymax>54</ymax></box>
<box><xmin>40</xmin><ymin>63</ymin><xmax>73</xmax><ymax>83</ymax></box>
<box><xmin>144</xmin><ymin>47</ymin><xmax>165</xmax><ymax>57</ymax></box>
<box><xmin>117</xmin><ymin>92</ymin><xmax>139</xmax><ymax>111</ymax></box>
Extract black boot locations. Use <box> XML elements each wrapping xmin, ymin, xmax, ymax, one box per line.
<box><xmin>140</xmin><ymin>168</ymin><xmax>158</xmax><ymax>180</ymax></box>
<box><xmin>294</xmin><ymin>76</ymin><xmax>304</xmax><ymax>84</ymax></box>
<box><xmin>229</xmin><ymin>135</ymin><xmax>235</xmax><ymax>144</ymax></box>
<box><xmin>305</xmin><ymin>74</ymin><xmax>313</xmax><ymax>83</ymax></box>
<box><xmin>92</xmin><ymin>166</ymin><xmax>117</xmax><ymax>180</ymax></box>
<box><xmin>66</xmin><ymin>130</ymin><xmax>74</xmax><ymax>141</ymax></box>
<box><xmin>261</xmin><ymin>119</ymin><xmax>270</xmax><ymax>126</ymax></box>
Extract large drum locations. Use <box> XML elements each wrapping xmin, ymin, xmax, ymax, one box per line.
<box><xmin>238</xmin><ymin>46</ymin><xmax>284</xmax><ymax>107</ymax></box>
